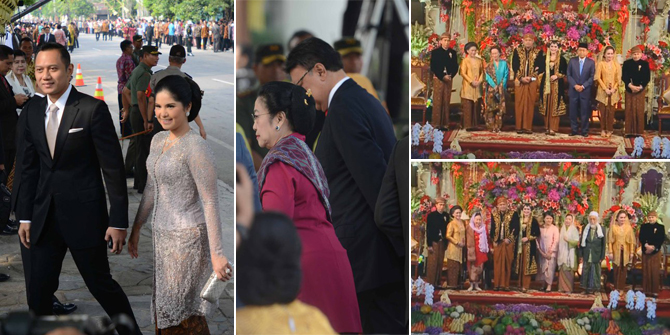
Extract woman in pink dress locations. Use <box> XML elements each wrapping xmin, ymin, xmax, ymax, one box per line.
<box><xmin>538</xmin><ymin>212</ymin><xmax>560</xmax><ymax>292</ymax></box>
<box><xmin>253</xmin><ymin>81</ymin><xmax>362</xmax><ymax>333</ymax></box>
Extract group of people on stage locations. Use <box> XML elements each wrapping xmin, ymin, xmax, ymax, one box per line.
<box><xmin>430</xmin><ymin>32</ymin><xmax>651</xmax><ymax>137</ymax></box>
<box><xmin>424</xmin><ymin>196</ymin><xmax>667</xmax><ymax>297</ymax></box>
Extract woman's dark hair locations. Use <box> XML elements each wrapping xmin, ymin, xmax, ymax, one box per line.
<box><xmin>13</xmin><ymin>50</ymin><xmax>25</xmax><ymax>59</ymax></box>
<box><xmin>286</xmin><ymin>37</ymin><xmax>343</xmax><ymax>73</ymax></box>
<box><xmin>464</xmin><ymin>42</ymin><xmax>478</xmax><ymax>52</ymax></box>
<box><xmin>616</xmin><ymin>210</ymin><xmax>629</xmax><ymax>219</ymax></box>
<box><xmin>603</xmin><ymin>45</ymin><xmax>615</xmax><ymax>55</ymax></box>
<box><xmin>449</xmin><ymin>205</ymin><xmax>463</xmax><ymax>216</ymax></box>
<box><xmin>548</xmin><ymin>40</ymin><xmax>560</xmax><ymax>47</ymax></box>
<box><xmin>565</xmin><ymin>213</ymin><xmax>574</xmax><ymax>220</ymax></box>
<box><xmin>237</xmin><ymin>212</ymin><xmax>302</xmax><ymax>305</ymax></box>
<box><xmin>154</xmin><ymin>75</ymin><xmax>202</xmax><ymax>122</ymax></box>
<box><xmin>490</xmin><ymin>46</ymin><xmax>501</xmax><ymax>54</ymax></box>
<box><xmin>543</xmin><ymin>211</ymin><xmax>554</xmax><ymax>220</ymax></box>
<box><xmin>257</xmin><ymin>81</ymin><xmax>315</xmax><ymax>135</ymax></box>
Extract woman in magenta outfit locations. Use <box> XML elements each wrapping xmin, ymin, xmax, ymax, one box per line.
<box><xmin>253</xmin><ymin>81</ymin><xmax>362</xmax><ymax>333</ymax></box>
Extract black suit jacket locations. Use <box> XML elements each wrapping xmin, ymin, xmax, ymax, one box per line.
<box><xmin>374</xmin><ymin>136</ymin><xmax>409</xmax><ymax>324</ymax></box>
<box><xmin>315</xmin><ymin>78</ymin><xmax>401</xmax><ymax>293</ymax></box>
<box><xmin>0</xmin><ymin>76</ymin><xmax>18</xmax><ymax>153</ymax></box>
<box><xmin>38</xmin><ymin>33</ymin><xmax>56</xmax><ymax>46</ymax></box>
<box><xmin>10</xmin><ymin>105</ymin><xmax>28</xmax><ymax>212</ymax></box>
<box><xmin>17</xmin><ymin>87</ymin><xmax>128</xmax><ymax>249</ymax></box>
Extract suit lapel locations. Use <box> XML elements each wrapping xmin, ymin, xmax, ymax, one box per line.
<box><xmin>52</xmin><ymin>88</ymin><xmax>80</xmax><ymax>165</ymax></box>
<box><xmin>30</xmin><ymin>97</ymin><xmax>51</xmax><ymax>168</ymax></box>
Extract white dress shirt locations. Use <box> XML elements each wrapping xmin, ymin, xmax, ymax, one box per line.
<box><xmin>327</xmin><ymin>76</ymin><xmax>350</xmax><ymax>111</ymax></box>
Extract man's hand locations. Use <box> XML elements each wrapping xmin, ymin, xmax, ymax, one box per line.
<box><xmin>504</xmin><ymin>238</ymin><xmax>511</xmax><ymax>245</ymax></box>
<box><xmin>522</xmin><ymin>77</ymin><xmax>531</xmax><ymax>84</ymax></box>
<box><xmin>14</xmin><ymin>94</ymin><xmax>28</xmax><ymax>106</ymax></box>
<box><xmin>105</xmin><ymin>228</ymin><xmax>127</xmax><ymax>254</ymax></box>
<box><xmin>522</xmin><ymin>237</ymin><xmax>528</xmax><ymax>243</ymax></box>
<box><xmin>144</xmin><ymin>121</ymin><xmax>154</xmax><ymax>132</ymax></box>
<box><xmin>19</xmin><ymin>222</ymin><xmax>30</xmax><ymax>249</ymax></box>
<box><xmin>428</xmin><ymin>246</ymin><xmax>434</xmax><ymax>254</ymax></box>
<box><xmin>551</xmin><ymin>75</ymin><xmax>558</xmax><ymax>81</ymax></box>
<box><xmin>120</xmin><ymin>108</ymin><xmax>129</xmax><ymax>123</ymax></box>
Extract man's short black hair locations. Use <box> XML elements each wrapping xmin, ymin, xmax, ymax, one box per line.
<box><xmin>285</xmin><ymin>37</ymin><xmax>343</xmax><ymax>73</ymax></box>
<box><xmin>38</xmin><ymin>42</ymin><xmax>70</xmax><ymax>67</ymax></box>
<box><xmin>0</xmin><ymin>45</ymin><xmax>14</xmax><ymax>60</ymax></box>
<box><xmin>20</xmin><ymin>37</ymin><xmax>32</xmax><ymax>45</ymax></box>
<box><xmin>120</xmin><ymin>40</ymin><xmax>132</xmax><ymax>52</ymax></box>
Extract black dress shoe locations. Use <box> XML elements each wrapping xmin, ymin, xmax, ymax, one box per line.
<box><xmin>583</xmin><ymin>134</ymin><xmax>589</xmax><ymax>138</ymax></box>
<box><xmin>0</xmin><ymin>273</ymin><xmax>9</xmax><ymax>282</ymax></box>
<box><xmin>53</xmin><ymin>301</ymin><xmax>77</xmax><ymax>315</ymax></box>
<box><xmin>494</xmin><ymin>287</ymin><xmax>500</xmax><ymax>291</ymax></box>
<box><xmin>570</xmin><ymin>132</ymin><xmax>578</xmax><ymax>136</ymax></box>
<box><xmin>0</xmin><ymin>225</ymin><xmax>16</xmax><ymax>235</ymax></box>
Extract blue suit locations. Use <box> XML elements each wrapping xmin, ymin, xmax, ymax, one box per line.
<box><xmin>235</xmin><ymin>132</ymin><xmax>261</xmax><ymax>212</ymax></box>
<box><xmin>567</xmin><ymin>57</ymin><xmax>596</xmax><ymax>135</ymax></box>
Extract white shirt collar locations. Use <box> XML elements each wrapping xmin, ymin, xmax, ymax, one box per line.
<box><xmin>47</xmin><ymin>84</ymin><xmax>73</xmax><ymax>113</ymax></box>
<box><xmin>327</xmin><ymin>76</ymin><xmax>350</xmax><ymax>110</ymax></box>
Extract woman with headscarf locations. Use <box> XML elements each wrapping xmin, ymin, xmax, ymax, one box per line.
<box><xmin>580</xmin><ymin>211</ymin><xmax>607</xmax><ymax>294</ymax></box>
<box><xmin>460</xmin><ymin>42</ymin><xmax>483</xmax><ymax>131</ymax></box>
<box><xmin>483</xmin><ymin>46</ymin><xmax>508</xmax><ymax>132</ymax></box>
<box><xmin>539</xmin><ymin>39</ymin><xmax>567</xmax><ymax>136</ymax></box>
<box><xmin>537</xmin><ymin>212</ymin><xmax>559</xmax><ymax>291</ymax></box>
<box><xmin>595</xmin><ymin>45</ymin><xmax>621</xmax><ymax>138</ymax></box>
<box><xmin>516</xmin><ymin>204</ymin><xmax>540</xmax><ymax>292</ymax></box>
<box><xmin>466</xmin><ymin>211</ymin><xmax>488</xmax><ymax>291</ymax></box>
<box><xmin>445</xmin><ymin>205</ymin><xmax>466</xmax><ymax>288</ymax></box>
<box><xmin>557</xmin><ymin>213</ymin><xmax>580</xmax><ymax>293</ymax></box>
<box><xmin>608</xmin><ymin>210</ymin><xmax>636</xmax><ymax>290</ymax></box>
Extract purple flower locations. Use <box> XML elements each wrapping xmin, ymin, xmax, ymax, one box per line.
<box><xmin>494</xmin><ymin>15</ymin><xmax>503</xmax><ymax>22</ymax></box>
<box><xmin>507</xmin><ymin>26</ymin><xmax>518</xmax><ymax>35</ymax></box>
<box><xmin>524</xmin><ymin>25</ymin><xmax>534</xmax><ymax>34</ymax></box>
<box><xmin>508</xmin><ymin>188</ymin><xmax>518</xmax><ymax>200</ymax></box>
<box><xmin>548</xmin><ymin>189</ymin><xmax>560</xmax><ymax>202</ymax></box>
<box><xmin>611</xmin><ymin>0</ymin><xmax>622</xmax><ymax>11</ymax></box>
<box><xmin>592</xmin><ymin>17</ymin><xmax>600</xmax><ymax>25</ymax></box>
<box><xmin>567</xmin><ymin>26</ymin><xmax>580</xmax><ymax>40</ymax></box>
<box><xmin>525</xmin><ymin>187</ymin><xmax>536</xmax><ymax>198</ymax></box>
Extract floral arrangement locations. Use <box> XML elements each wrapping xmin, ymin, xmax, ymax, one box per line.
<box><xmin>411</xmin><ymin>194</ymin><xmax>435</xmax><ymax>225</ymax></box>
<box><xmin>467</xmin><ymin>163</ymin><xmax>591</xmax><ymax>216</ymax></box>
<box><xmin>625</xmin><ymin>42</ymin><xmax>670</xmax><ymax>75</ymax></box>
<box><xmin>602</xmin><ymin>202</ymin><xmax>644</xmax><ymax>230</ymax></box>
<box><xmin>478</xmin><ymin>1</ymin><xmax>611</xmax><ymax>61</ymax></box>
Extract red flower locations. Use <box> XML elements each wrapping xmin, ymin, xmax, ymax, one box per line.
<box><xmin>615</xmin><ymin>179</ymin><xmax>625</xmax><ymax>187</ymax></box>
<box><xmin>539</xmin><ymin>184</ymin><xmax>548</xmax><ymax>194</ymax></box>
<box><xmin>641</xmin><ymin>16</ymin><xmax>651</xmax><ymax>25</ymax></box>
<box><xmin>660</xmin><ymin>41</ymin><xmax>668</xmax><ymax>48</ymax></box>
<box><xmin>632</xmin><ymin>202</ymin><xmax>641</xmax><ymax>208</ymax></box>
<box><xmin>487</xmin><ymin>162</ymin><xmax>498</xmax><ymax>170</ymax></box>
<box><xmin>584</xmin><ymin>0</ymin><xmax>593</xmax><ymax>7</ymax></box>
<box><xmin>611</xmin><ymin>205</ymin><xmax>621</xmax><ymax>212</ymax></box>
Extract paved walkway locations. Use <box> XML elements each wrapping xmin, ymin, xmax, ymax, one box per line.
<box><xmin>0</xmin><ymin>180</ymin><xmax>234</xmax><ymax>335</ymax></box>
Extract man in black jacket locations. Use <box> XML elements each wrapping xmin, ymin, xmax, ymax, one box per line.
<box><xmin>16</xmin><ymin>43</ymin><xmax>140</xmax><ymax>334</ymax></box>
<box><xmin>430</xmin><ymin>33</ymin><xmax>458</xmax><ymax>129</ymax></box>
<box><xmin>287</xmin><ymin>37</ymin><xmax>403</xmax><ymax>334</ymax></box>
<box><xmin>145</xmin><ymin>22</ymin><xmax>154</xmax><ymax>47</ymax></box>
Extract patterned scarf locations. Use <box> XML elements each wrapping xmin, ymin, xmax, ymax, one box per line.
<box><xmin>257</xmin><ymin>135</ymin><xmax>332</xmax><ymax>221</ymax></box>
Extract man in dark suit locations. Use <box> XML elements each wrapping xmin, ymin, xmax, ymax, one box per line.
<box><xmin>567</xmin><ymin>42</ymin><xmax>596</xmax><ymax>137</ymax></box>
<box><xmin>16</xmin><ymin>43</ymin><xmax>140</xmax><ymax>335</ymax></box>
<box><xmin>287</xmin><ymin>37</ymin><xmax>403</xmax><ymax>334</ymax></box>
<box><xmin>374</xmin><ymin>136</ymin><xmax>409</xmax><ymax>332</ymax></box>
<box><xmin>145</xmin><ymin>22</ymin><xmax>154</xmax><ymax>47</ymax></box>
<box><xmin>37</xmin><ymin>26</ymin><xmax>56</xmax><ymax>48</ymax></box>
<box><xmin>0</xmin><ymin>46</ymin><xmax>28</xmax><ymax>173</ymax></box>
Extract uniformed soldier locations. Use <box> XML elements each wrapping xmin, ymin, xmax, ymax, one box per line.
<box><xmin>147</xmin><ymin>44</ymin><xmax>206</xmax><ymax>138</ymax></box>
<box><xmin>122</xmin><ymin>45</ymin><xmax>160</xmax><ymax>193</ymax></box>
<box><xmin>333</xmin><ymin>37</ymin><xmax>379</xmax><ymax>100</ymax></box>
<box><xmin>131</xmin><ymin>35</ymin><xmax>143</xmax><ymax>66</ymax></box>
<box><xmin>236</xmin><ymin>43</ymin><xmax>287</xmax><ymax>169</ymax></box>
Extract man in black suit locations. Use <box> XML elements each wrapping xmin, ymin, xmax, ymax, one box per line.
<box><xmin>287</xmin><ymin>37</ymin><xmax>403</xmax><ymax>334</ymax></box>
<box><xmin>16</xmin><ymin>43</ymin><xmax>140</xmax><ymax>335</ymax></box>
<box><xmin>38</xmin><ymin>26</ymin><xmax>56</xmax><ymax>48</ymax></box>
<box><xmin>145</xmin><ymin>22</ymin><xmax>154</xmax><ymax>47</ymax></box>
<box><xmin>374</xmin><ymin>136</ymin><xmax>409</xmax><ymax>332</ymax></box>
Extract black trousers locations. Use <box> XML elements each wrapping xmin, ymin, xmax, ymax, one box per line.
<box><xmin>196</xmin><ymin>37</ymin><xmax>201</xmax><ymax>49</ymax></box>
<box><xmin>146</xmin><ymin>35</ymin><xmax>153</xmax><ymax>47</ymax></box>
<box><xmin>357</xmin><ymin>281</ymin><xmax>406</xmax><ymax>334</ymax></box>
<box><xmin>28</xmin><ymin>207</ymin><xmax>140</xmax><ymax>335</ymax></box>
<box><xmin>129</xmin><ymin>105</ymin><xmax>149</xmax><ymax>192</ymax></box>
<box><xmin>118</xmin><ymin>94</ymin><xmax>135</xmax><ymax>175</ymax></box>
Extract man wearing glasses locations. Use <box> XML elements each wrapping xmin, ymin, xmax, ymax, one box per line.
<box><xmin>286</xmin><ymin>37</ymin><xmax>404</xmax><ymax>334</ymax></box>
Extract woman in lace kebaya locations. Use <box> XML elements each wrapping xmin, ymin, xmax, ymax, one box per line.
<box><xmin>128</xmin><ymin>75</ymin><xmax>232</xmax><ymax>335</ymax></box>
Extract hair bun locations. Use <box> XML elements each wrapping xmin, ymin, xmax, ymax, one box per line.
<box><xmin>288</xmin><ymin>85</ymin><xmax>315</xmax><ymax>135</ymax></box>
<box><xmin>185</xmin><ymin>77</ymin><xmax>201</xmax><ymax>122</ymax></box>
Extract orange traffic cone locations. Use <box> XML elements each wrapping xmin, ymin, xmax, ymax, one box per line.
<box><xmin>94</xmin><ymin>77</ymin><xmax>104</xmax><ymax>101</ymax></box>
<box><xmin>75</xmin><ymin>64</ymin><xmax>85</xmax><ymax>86</ymax></box>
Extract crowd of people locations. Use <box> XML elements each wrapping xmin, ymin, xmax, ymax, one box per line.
<box><xmin>423</xmin><ymin>196</ymin><xmax>667</xmax><ymax>298</ymax></box>
<box><xmin>80</xmin><ymin>18</ymin><xmax>234</xmax><ymax>55</ymax></box>
<box><xmin>430</xmin><ymin>32</ymin><xmax>651</xmax><ymax>137</ymax></box>
<box><xmin>234</xmin><ymin>36</ymin><xmax>408</xmax><ymax>334</ymax></box>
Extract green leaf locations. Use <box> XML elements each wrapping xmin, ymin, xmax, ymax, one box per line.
<box><xmin>549</xmin><ymin>0</ymin><xmax>559</xmax><ymax>12</ymax></box>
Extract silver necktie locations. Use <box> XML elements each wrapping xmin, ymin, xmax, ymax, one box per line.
<box><xmin>46</xmin><ymin>104</ymin><xmax>59</xmax><ymax>158</ymax></box>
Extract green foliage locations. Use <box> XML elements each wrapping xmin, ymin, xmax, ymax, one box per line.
<box><xmin>144</xmin><ymin>0</ymin><xmax>232</xmax><ymax>21</ymax></box>
<box><xmin>37</xmin><ymin>0</ymin><xmax>95</xmax><ymax>18</ymax></box>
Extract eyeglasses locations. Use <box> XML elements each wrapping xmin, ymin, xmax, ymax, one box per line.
<box><xmin>294</xmin><ymin>66</ymin><xmax>314</xmax><ymax>87</ymax></box>
<box><xmin>251</xmin><ymin>112</ymin><xmax>271</xmax><ymax>122</ymax></box>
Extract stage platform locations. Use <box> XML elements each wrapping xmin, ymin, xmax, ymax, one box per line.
<box><xmin>413</xmin><ymin>126</ymin><xmax>666</xmax><ymax>158</ymax></box>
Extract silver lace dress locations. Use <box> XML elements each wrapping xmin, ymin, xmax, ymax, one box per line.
<box><xmin>134</xmin><ymin>130</ymin><xmax>225</xmax><ymax>329</ymax></box>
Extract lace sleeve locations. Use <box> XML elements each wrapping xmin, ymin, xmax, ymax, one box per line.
<box><xmin>133</xmin><ymin>135</ymin><xmax>162</xmax><ymax>226</ymax></box>
<box><xmin>188</xmin><ymin>138</ymin><xmax>225</xmax><ymax>258</ymax></box>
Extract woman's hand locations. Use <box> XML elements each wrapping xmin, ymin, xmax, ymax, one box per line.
<box><xmin>128</xmin><ymin>229</ymin><xmax>140</xmax><ymax>259</ymax></box>
<box><xmin>522</xmin><ymin>237</ymin><xmax>528</xmax><ymax>243</ymax></box>
<box><xmin>212</xmin><ymin>254</ymin><xmax>233</xmax><ymax>281</ymax></box>
<box><xmin>551</xmin><ymin>75</ymin><xmax>558</xmax><ymax>81</ymax></box>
